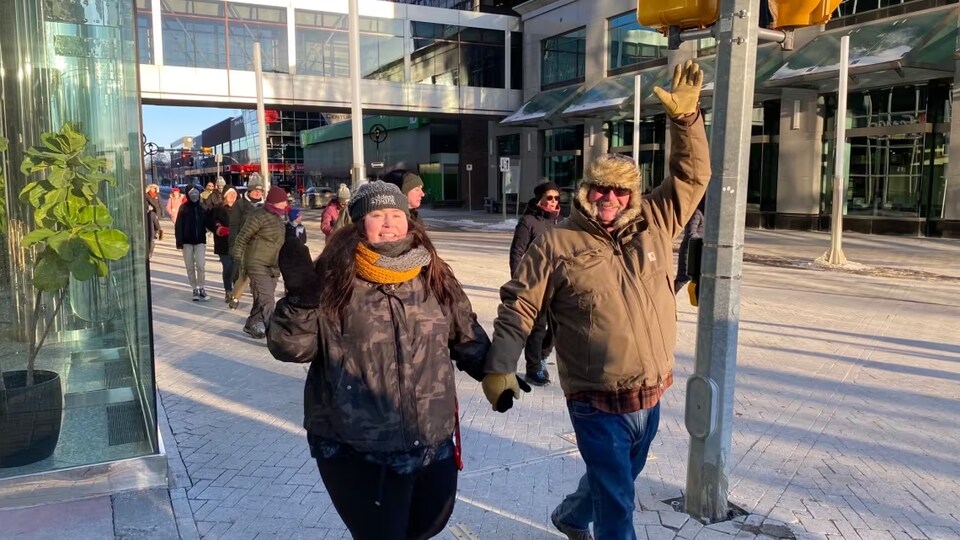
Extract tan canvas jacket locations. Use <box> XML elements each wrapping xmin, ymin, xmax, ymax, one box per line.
<box><xmin>485</xmin><ymin>114</ymin><xmax>711</xmax><ymax>396</ymax></box>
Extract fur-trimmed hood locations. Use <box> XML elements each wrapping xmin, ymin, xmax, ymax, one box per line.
<box><xmin>575</xmin><ymin>153</ymin><xmax>643</xmax><ymax>231</ymax></box>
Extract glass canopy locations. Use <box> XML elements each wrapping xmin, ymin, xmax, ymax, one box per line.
<box><xmin>500</xmin><ymin>85</ymin><xmax>583</xmax><ymax>126</ymax></box>
<box><xmin>764</xmin><ymin>8</ymin><xmax>958</xmax><ymax>91</ymax></box>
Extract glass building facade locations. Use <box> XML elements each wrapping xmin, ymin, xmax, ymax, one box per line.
<box><xmin>607</xmin><ymin>11</ymin><xmax>667</xmax><ymax>73</ymax></box>
<box><xmin>412</xmin><ymin>23</ymin><xmax>506</xmax><ymax>87</ymax></box>
<box><xmin>821</xmin><ymin>84</ymin><xmax>950</xmax><ymax>226</ymax></box>
<box><xmin>0</xmin><ymin>0</ymin><xmax>157</xmax><ymax>481</ymax></box>
<box><xmin>160</xmin><ymin>0</ymin><xmax>287</xmax><ymax>72</ymax></box>
<box><xmin>541</xmin><ymin>27</ymin><xmax>586</xmax><ymax>89</ymax></box>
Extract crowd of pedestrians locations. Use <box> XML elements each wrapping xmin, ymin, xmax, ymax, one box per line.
<box><xmin>145</xmin><ymin>60</ymin><xmax>710</xmax><ymax>540</ymax></box>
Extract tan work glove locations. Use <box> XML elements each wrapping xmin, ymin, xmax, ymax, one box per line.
<box><xmin>481</xmin><ymin>373</ymin><xmax>532</xmax><ymax>413</ymax></box>
<box><xmin>653</xmin><ymin>60</ymin><xmax>703</xmax><ymax>118</ymax></box>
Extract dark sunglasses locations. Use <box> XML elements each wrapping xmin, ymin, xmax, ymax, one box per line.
<box><xmin>591</xmin><ymin>185</ymin><xmax>631</xmax><ymax>197</ymax></box>
<box><xmin>544</xmin><ymin>195</ymin><xmax>559</xmax><ymax>201</ymax></box>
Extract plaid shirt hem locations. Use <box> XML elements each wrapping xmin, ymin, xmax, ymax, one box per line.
<box><xmin>566</xmin><ymin>371</ymin><xmax>674</xmax><ymax>415</ymax></box>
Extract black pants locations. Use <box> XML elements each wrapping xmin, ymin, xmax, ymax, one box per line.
<box><xmin>218</xmin><ymin>254</ymin><xmax>235</xmax><ymax>293</ymax></box>
<box><xmin>316</xmin><ymin>452</ymin><xmax>457</xmax><ymax>540</ymax></box>
<box><xmin>245</xmin><ymin>274</ymin><xmax>277</xmax><ymax>329</ymax></box>
<box><xmin>523</xmin><ymin>313</ymin><xmax>554</xmax><ymax>373</ymax></box>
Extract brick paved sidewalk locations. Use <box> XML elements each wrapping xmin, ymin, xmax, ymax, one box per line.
<box><xmin>5</xmin><ymin>224</ymin><xmax>958</xmax><ymax>539</ymax></box>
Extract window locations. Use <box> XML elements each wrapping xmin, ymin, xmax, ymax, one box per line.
<box><xmin>821</xmin><ymin>84</ymin><xmax>948</xmax><ymax>219</ymax></box>
<box><xmin>541</xmin><ymin>28</ymin><xmax>586</xmax><ymax>89</ymax></box>
<box><xmin>411</xmin><ymin>22</ymin><xmax>505</xmax><ymax>88</ymax></box>
<box><xmin>543</xmin><ymin>126</ymin><xmax>584</xmax><ymax>189</ymax></box>
<box><xmin>296</xmin><ymin>11</ymin><xmax>404</xmax><ymax>81</ymax></box>
<box><xmin>136</xmin><ymin>0</ymin><xmax>153</xmax><ymax>64</ymax></box>
<box><xmin>607</xmin><ymin>12</ymin><xmax>666</xmax><ymax>72</ymax></box>
<box><xmin>161</xmin><ymin>0</ymin><xmax>227</xmax><ymax>69</ymax></box>
<box><xmin>226</xmin><ymin>3</ymin><xmax>288</xmax><ymax>72</ymax></box>
<box><xmin>510</xmin><ymin>32</ymin><xmax>522</xmax><ymax>90</ymax></box>
<box><xmin>835</xmin><ymin>0</ymin><xmax>915</xmax><ymax>17</ymax></box>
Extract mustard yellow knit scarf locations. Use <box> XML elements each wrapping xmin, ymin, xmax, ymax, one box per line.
<box><xmin>355</xmin><ymin>242</ymin><xmax>429</xmax><ymax>284</ymax></box>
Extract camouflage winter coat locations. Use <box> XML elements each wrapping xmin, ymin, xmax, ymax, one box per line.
<box><xmin>267</xmin><ymin>274</ymin><xmax>489</xmax><ymax>454</ymax></box>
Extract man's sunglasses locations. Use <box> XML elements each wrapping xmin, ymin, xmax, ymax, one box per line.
<box><xmin>591</xmin><ymin>185</ymin><xmax>631</xmax><ymax>197</ymax></box>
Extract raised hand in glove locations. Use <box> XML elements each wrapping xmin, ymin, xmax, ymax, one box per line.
<box><xmin>278</xmin><ymin>236</ymin><xmax>319</xmax><ymax>307</ymax></box>
<box><xmin>653</xmin><ymin>60</ymin><xmax>703</xmax><ymax>118</ymax></box>
<box><xmin>481</xmin><ymin>373</ymin><xmax>531</xmax><ymax>413</ymax></box>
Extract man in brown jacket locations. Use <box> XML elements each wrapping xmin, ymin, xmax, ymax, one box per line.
<box><xmin>481</xmin><ymin>61</ymin><xmax>709</xmax><ymax>540</ymax></box>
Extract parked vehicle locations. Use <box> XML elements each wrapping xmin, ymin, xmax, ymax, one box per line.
<box><xmin>303</xmin><ymin>186</ymin><xmax>335</xmax><ymax>209</ymax></box>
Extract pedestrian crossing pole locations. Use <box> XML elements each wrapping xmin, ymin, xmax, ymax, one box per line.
<box><xmin>684</xmin><ymin>0</ymin><xmax>760</xmax><ymax>522</ymax></box>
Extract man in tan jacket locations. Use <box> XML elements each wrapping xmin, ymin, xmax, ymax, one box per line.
<box><xmin>481</xmin><ymin>61</ymin><xmax>710</xmax><ymax>540</ymax></box>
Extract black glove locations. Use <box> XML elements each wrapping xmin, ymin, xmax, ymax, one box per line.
<box><xmin>278</xmin><ymin>236</ymin><xmax>320</xmax><ymax>307</ymax></box>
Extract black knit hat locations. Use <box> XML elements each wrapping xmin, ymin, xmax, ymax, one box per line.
<box><xmin>383</xmin><ymin>169</ymin><xmax>424</xmax><ymax>195</ymax></box>
<box><xmin>348</xmin><ymin>181</ymin><xmax>410</xmax><ymax>222</ymax></box>
<box><xmin>534</xmin><ymin>181</ymin><xmax>560</xmax><ymax>199</ymax></box>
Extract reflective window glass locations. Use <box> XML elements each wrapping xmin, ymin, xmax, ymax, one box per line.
<box><xmin>607</xmin><ymin>12</ymin><xmax>666</xmax><ymax>71</ymax></box>
<box><xmin>226</xmin><ymin>3</ymin><xmax>288</xmax><ymax>72</ymax></box>
<box><xmin>161</xmin><ymin>0</ymin><xmax>227</xmax><ymax>69</ymax></box>
<box><xmin>137</xmin><ymin>6</ymin><xmax>153</xmax><ymax>64</ymax></box>
<box><xmin>541</xmin><ymin>27</ymin><xmax>586</xmax><ymax>88</ymax></box>
<box><xmin>411</xmin><ymin>22</ymin><xmax>505</xmax><ymax>88</ymax></box>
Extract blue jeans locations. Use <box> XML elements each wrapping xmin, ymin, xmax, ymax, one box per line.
<box><xmin>554</xmin><ymin>401</ymin><xmax>661</xmax><ymax>540</ymax></box>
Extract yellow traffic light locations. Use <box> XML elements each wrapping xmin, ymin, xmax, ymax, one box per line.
<box><xmin>201</xmin><ymin>146</ymin><xmax>213</xmax><ymax>155</ymax></box>
<box><xmin>768</xmin><ymin>0</ymin><xmax>843</xmax><ymax>28</ymax></box>
<box><xmin>638</xmin><ymin>0</ymin><xmax>718</xmax><ymax>30</ymax></box>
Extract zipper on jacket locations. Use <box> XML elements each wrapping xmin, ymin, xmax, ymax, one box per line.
<box><xmin>386</xmin><ymin>286</ymin><xmax>409</xmax><ymax>449</ymax></box>
<box><xmin>615</xmin><ymin>246</ymin><xmax>660</xmax><ymax>384</ymax></box>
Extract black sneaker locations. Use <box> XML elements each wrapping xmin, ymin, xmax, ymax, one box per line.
<box><xmin>525</xmin><ymin>369</ymin><xmax>551</xmax><ymax>386</ymax></box>
<box><xmin>525</xmin><ymin>359</ymin><xmax>551</xmax><ymax>386</ymax></box>
<box><xmin>192</xmin><ymin>289</ymin><xmax>201</xmax><ymax>301</ymax></box>
<box><xmin>551</xmin><ymin>506</ymin><xmax>593</xmax><ymax>540</ymax></box>
<box><xmin>224</xmin><ymin>291</ymin><xmax>233</xmax><ymax>304</ymax></box>
<box><xmin>228</xmin><ymin>296</ymin><xmax>240</xmax><ymax>310</ymax></box>
<box><xmin>199</xmin><ymin>288</ymin><xmax>210</xmax><ymax>301</ymax></box>
<box><xmin>242</xmin><ymin>322</ymin><xmax>266</xmax><ymax>339</ymax></box>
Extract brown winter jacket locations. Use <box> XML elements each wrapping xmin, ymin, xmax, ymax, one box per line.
<box><xmin>485</xmin><ymin>113</ymin><xmax>710</xmax><ymax>397</ymax></box>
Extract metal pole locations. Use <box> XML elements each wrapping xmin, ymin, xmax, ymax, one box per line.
<box><xmin>824</xmin><ymin>35</ymin><xmax>850</xmax><ymax>265</ymax></box>
<box><xmin>502</xmin><ymin>170</ymin><xmax>507</xmax><ymax>222</ymax></box>
<box><xmin>633</xmin><ymin>73</ymin><xmax>642</xmax><ymax>171</ymax></box>
<box><xmin>253</xmin><ymin>42</ymin><xmax>270</xmax><ymax>193</ymax></box>
<box><xmin>468</xmin><ymin>169</ymin><xmax>473</xmax><ymax>212</ymax></box>
<box><xmin>684</xmin><ymin>0</ymin><xmax>760</xmax><ymax>523</ymax></box>
<box><xmin>348</xmin><ymin>0</ymin><xmax>366</xmax><ymax>188</ymax></box>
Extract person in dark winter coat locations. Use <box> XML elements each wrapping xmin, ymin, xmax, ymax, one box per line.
<box><xmin>674</xmin><ymin>195</ymin><xmax>705</xmax><ymax>293</ymax></box>
<box><xmin>175</xmin><ymin>186</ymin><xmax>214</xmax><ymax>301</ymax></box>
<box><xmin>226</xmin><ymin>177</ymin><xmax>265</xmax><ymax>309</ymax></box>
<box><xmin>267</xmin><ymin>181</ymin><xmax>491</xmax><ymax>540</ymax></box>
<box><xmin>384</xmin><ymin>169</ymin><xmax>425</xmax><ymax>224</ymax></box>
<box><xmin>231</xmin><ymin>186</ymin><xmax>287</xmax><ymax>339</ymax></box>
<box><xmin>208</xmin><ymin>186</ymin><xmax>239</xmax><ymax>303</ymax></box>
<box><xmin>509</xmin><ymin>181</ymin><xmax>562</xmax><ymax>386</ymax></box>
<box><xmin>145</xmin><ymin>184</ymin><xmax>164</xmax><ymax>259</ymax></box>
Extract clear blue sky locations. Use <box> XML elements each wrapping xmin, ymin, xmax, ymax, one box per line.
<box><xmin>141</xmin><ymin>105</ymin><xmax>241</xmax><ymax>149</ymax></box>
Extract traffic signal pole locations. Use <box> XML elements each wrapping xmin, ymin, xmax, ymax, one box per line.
<box><xmin>683</xmin><ymin>0</ymin><xmax>760</xmax><ymax>523</ymax></box>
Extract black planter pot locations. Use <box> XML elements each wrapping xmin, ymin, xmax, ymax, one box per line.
<box><xmin>0</xmin><ymin>370</ymin><xmax>63</xmax><ymax>468</ymax></box>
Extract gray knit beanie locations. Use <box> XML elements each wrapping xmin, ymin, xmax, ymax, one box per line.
<box><xmin>348</xmin><ymin>181</ymin><xmax>410</xmax><ymax>222</ymax></box>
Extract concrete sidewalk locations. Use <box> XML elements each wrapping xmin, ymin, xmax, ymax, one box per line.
<box><xmin>4</xmin><ymin>217</ymin><xmax>959</xmax><ymax>539</ymax></box>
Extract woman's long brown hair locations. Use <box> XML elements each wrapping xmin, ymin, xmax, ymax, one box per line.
<box><xmin>316</xmin><ymin>218</ymin><xmax>462</xmax><ymax>319</ymax></box>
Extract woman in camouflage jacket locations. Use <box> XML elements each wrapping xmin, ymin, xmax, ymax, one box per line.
<box><xmin>267</xmin><ymin>181</ymin><xmax>491</xmax><ymax>540</ymax></box>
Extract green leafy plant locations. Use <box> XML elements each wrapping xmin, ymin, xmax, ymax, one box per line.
<box><xmin>4</xmin><ymin>124</ymin><xmax>131</xmax><ymax>387</ymax></box>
